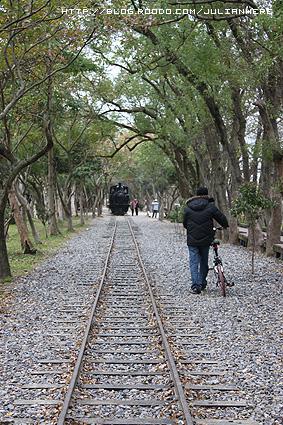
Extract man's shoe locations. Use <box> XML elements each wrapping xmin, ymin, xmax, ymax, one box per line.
<box><xmin>201</xmin><ymin>285</ymin><xmax>207</xmax><ymax>291</ymax></box>
<box><xmin>191</xmin><ymin>287</ymin><xmax>201</xmax><ymax>294</ymax></box>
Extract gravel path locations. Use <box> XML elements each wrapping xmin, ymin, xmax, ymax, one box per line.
<box><xmin>138</xmin><ymin>214</ymin><xmax>283</xmax><ymax>425</ymax></box>
<box><xmin>0</xmin><ymin>211</ymin><xmax>282</xmax><ymax>424</ymax></box>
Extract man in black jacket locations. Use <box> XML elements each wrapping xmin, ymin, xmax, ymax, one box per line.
<box><xmin>183</xmin><ymin>186</ymin><xmax>229</xmax><ymax>294</ymax></box>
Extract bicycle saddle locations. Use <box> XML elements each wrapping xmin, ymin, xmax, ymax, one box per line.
<box><xmin>211</xmin><ymin>240</ymin><xmax>220</xmax><ymax>246</ymax></box>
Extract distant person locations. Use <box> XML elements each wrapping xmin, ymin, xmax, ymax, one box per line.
<box><xmin>183</xmin><ymin>186</ymin><xmax>229</xmax><ymax>294</ymax></box>
<box><xmin>130</xmin><ymin>200</ymin><xmax>135</xmax><ymax>216</ymax></box>
<box><xmin>134</xmin><ymin>199</ymin><xmax>139</xmax><ymax>216</ymax></box>
<box><xmin>152</xmin><ymin>199</ymin><xmax>159</xmax><ymax>218</ymax></box>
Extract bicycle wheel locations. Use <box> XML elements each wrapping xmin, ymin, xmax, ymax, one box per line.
<box><xmin>217</xmin><ymin>265</ymin><xmax>226</xmax><ymax>297</ymax></box>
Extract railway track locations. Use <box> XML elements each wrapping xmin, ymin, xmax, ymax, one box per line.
<box><xmin>57</xmin><ymin>216</ymin><xmax>191</xmax><ymax>424</ymax></box>
<box><xmin>10</xmin><ymin>215</ymin><xmax>260</xmax><ymax>425</ymax></box>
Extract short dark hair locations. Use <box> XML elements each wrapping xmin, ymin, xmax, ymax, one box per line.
<box><xmin>196</xmin><ymin>186</ymin><xmax>208</xmax><ymax>196</ymax></box>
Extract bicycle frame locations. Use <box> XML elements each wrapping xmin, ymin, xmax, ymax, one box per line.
<box><xmin>210</xmin><ymin>227</ymin><xmax>227</xmax><ymax>297</ymax></box>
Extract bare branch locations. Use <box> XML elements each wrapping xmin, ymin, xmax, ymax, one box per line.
<box><xmin>0</xmin><ymin>0</ymin><xmax>52</xmax><ymax>33</ymax></box>
<box><xmin>0</xmin><ymin>26</ymin><xmax>98</xmax><ymax>120</ymax></box>
<box><xmin>12</xmin><ymin>122</ymin><xmax>35</xmax><ymax>154</ymax></box>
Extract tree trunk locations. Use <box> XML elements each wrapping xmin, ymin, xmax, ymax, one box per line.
<box><xmin>92</xmin><ymin>190</ymin><xmax>100</xmax><ymax>218</ymax></box>
<box><xmin>0</xmin><ymin>211</ymin><xmax>11</xmax><ymax>278</ymax></box>
<box><xmin>80</xmin><ymin>176</ymin><xmax>84</xmax><ymax>226</ymax></box>
<box><xmin>253</xmin><ymin>218</ymin><xmax>265</xmax><ymax>253</ymax></box>
<box><xmin>266</xmin><ymin>189</ymin><xmax>282</xmax><ymax>256</ymax></box>
<box><xmin>255</xmin><ymin>219</ymin><xmax>264</xmax><ymax>252</ymax></box>
<box><xmin>92</xmin><ymin>198</ymin><xmax>97</xmax><ymax>218</ymax></box>
<box><xmin>256</xmin><ymin>100</ymin><xmax>282</xmax><ymax>256</ymax></box>
<box><xmin>158</xmin><ymin>142</ymin><xmax>193</xmax><ymax>199</ymax></box>
<box><xmin>15</xmin><ymin>184</ymin><xmax>42</xmax><ymax>244</ymax></box>
<box><xmin>75</xmin><ymin>194</ymin><xmax>79</xmax><ymax>217</ymax></box>
<box><xmin>231</xmin><ymin>86</ymin><xmax>249</xmax><ymax>181</ymax></box>
<box><xmin>27</xmin><ymin>209</ymin><xmax>42</xmax><ymax>244</ymax></box>
<box><xmin>252</xmin><ymin>228</ymin><xmax>255</xmax><ymax>275</ymax></box>
<box><xmin>173</xmin><ymin>147</ymin><xmax>194</xmax><ymax>198</ymax></box>
<box><xmin>56</xmin><ymin>176</ymin><xmax>74</xmax><ymax>232</ymax></box>
<box><xmin>57</xmin><ymin>192</ymin><xmax>64</xmax><ymax>222</ymax></box>
<box><xmin>60</xmin><ymin>196</ymin><xmax>74</xmax><ymax>232</ymax></box>
<box><xmin>265</xmin><ymin>155</ymin><xmax>283</xmax><ymax>256</ymax></box>
<box><xmin>84</xmin><ymin>186</ymin><xmax>89</xmax><ymax>220</ymax></box>
<box><xmin>8</xmin><ymin>186</ymin><xmax>36</xmax><ymax>254</ymax></box>
<box><xmin>157</xmin><ymin>193</ymin><xmax>164</xmax><ymax>220</ymax></box>
<box><xmin>227</xmin><ymin>215</ymin><xmax>239</xmax><ymax>245</ymax></box>
<box><xmin>48</xmin><ymin>147</ymin><xmax>57</xmax><ymax>235</ymax></box>
<box><xmin>97</xmin><ymin>186</ymin><xmax>103</xmax><ymax>216</ymax></box>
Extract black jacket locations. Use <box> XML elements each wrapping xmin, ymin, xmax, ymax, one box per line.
<box><xmin>183</xmin><ymin>195</ymin><xmax>229</xmax><ymax>247</ymax></box>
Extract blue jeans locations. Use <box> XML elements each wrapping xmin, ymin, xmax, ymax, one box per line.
<box><xmin>188</xmin><ymin>246</ymin><xmax>210</xmax><ymax>290</ymax></box>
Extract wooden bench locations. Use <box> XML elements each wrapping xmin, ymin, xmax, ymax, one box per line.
<box><xmin>238</xmin><ymin>232</ymin><xmax>248</xmax><ymax>248</ymax></box>
<box><xmin>238</xmin><ymin>227</ymin><xmax>283</xmax><ymax>260</ymax></box>
<box><xmin>273</xmin><ymin>243</ymin><xmax>283</xmax><ymax>260</ymax></box>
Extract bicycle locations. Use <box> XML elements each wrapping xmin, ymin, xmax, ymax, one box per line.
<box><xmin>209</xmin><ymin>226</ymin><xmax>233</xmax><ymax>297</ymax></box>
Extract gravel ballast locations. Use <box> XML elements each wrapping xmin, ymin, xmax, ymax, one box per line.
<box><xmin>0</xmin><ymin>211</ymin><xmax>282</xmax><ymax>424</ymax></box>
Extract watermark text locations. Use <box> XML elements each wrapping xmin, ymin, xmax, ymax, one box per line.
<box><xmin>61</xmin><ymin>7</ymin><xmax>273</xmax><ymax>17</ymax></box>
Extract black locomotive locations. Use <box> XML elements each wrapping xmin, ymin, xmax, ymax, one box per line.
<box><xmin>109</xmin><ymin>183</ymin><xmax>130</xmax><ymax>215</ymax></box>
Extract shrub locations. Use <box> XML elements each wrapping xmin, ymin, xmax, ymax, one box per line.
<box><xmin>231</xmin><ymin>182</ymin><xmax>277</xmax><ymax>273</ymax></box>
<box><xmin>169</xmin><ymin>199</ymin><xmax>187</xmax><ymax>223</ymax></box>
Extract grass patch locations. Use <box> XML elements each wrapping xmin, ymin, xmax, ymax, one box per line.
<box><xmin>6</xmin><ymin>216</ymin><xmax>92</xmax><ymax>279</ymax></box>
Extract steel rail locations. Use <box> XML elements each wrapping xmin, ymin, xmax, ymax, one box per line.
<box><xmin>57</xmin><ymin>220</ymin><xmax>117</xmax><ymax>425</ymax></box>
<box><xmin>126</xmin><ymin>216</ymin><xmax>194</xmax><ymax>425</ymax></box>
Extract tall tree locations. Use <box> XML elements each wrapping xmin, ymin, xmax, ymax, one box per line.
<box><xmin>0</xmin><ymin>0</ymin><xmax>97</xmax><ymax>278</ymax></box>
